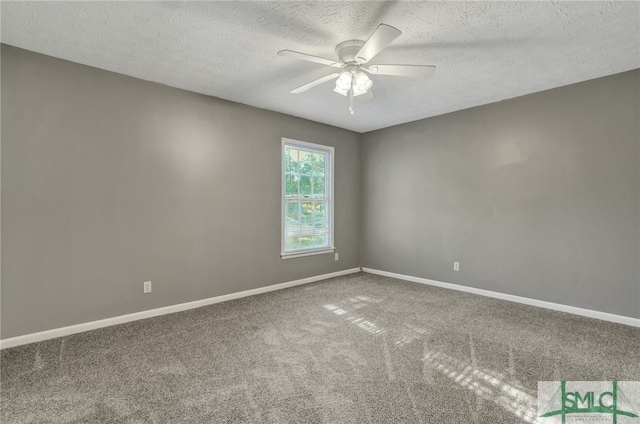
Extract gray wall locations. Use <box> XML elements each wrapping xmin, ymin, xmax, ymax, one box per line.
<box><xmin>3</xmin><ymin>44</ymin><xmax>639</xmax><ymax>340</ymax></box>
<box><xmin>1</xmin><ymin>45</ymin><xmax>361</xmax><ymax>338</ymax></box>
<box><xmin>362</xmin><ymin>70</ymin><xmax>640</xmax><ymax>319</ymax></box>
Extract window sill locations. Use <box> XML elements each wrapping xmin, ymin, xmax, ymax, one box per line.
<box><xmin>281</xmin><ymin>247</ymin><xmax>336</xmax><ymax>259</ymax></box>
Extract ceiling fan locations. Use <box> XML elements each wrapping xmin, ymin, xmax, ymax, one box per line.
<box><xmin>278</xmin><ymin>23</ymin><xmax>436</xmax><ymax>115</ymax></box>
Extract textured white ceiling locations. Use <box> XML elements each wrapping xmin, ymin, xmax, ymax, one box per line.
<box><xmin>2</xmin><ymin>1</ymin><xmax>639</xmax><ymax>133</ymax></box>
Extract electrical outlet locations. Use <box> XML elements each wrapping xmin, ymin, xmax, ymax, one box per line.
<box><xmin>335</xmin><ymin>252</ymin><xmax>339</xmax><ymax>261</ymax></box>
<box><xmin>143</xmin><ymin>281</ymin><xmax>152</xmax><ymax>293</ymax></box>
<box><xmin>453</xmin><ymin>262</ymin><xmax>460</xmax><ymax>271</ymax></box>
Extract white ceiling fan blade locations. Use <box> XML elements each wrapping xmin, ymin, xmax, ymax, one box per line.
<box><xmin>367</xmin><ymin>64</ymin><xmax>436</xmax><ymax>77</ymax></box>
<box><xmin>290</xmin><ymin>73</ymin><xmax>340</xmax><ymax>94</ymax></box>
<box><xmin>278</xmin><ymin>50</ymin><xmax>343</xmax><ymax>68</ymax></box>
<box><xmin>355</xmin><ymin>24</ymin><xmax>402</xmax><ymax>64</ymax></box>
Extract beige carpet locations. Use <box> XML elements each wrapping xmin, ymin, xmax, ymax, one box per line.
<box><xmin>2</xmin><ymin>272</ymin><xmax>639</xmax><ymax>423</ymax></box>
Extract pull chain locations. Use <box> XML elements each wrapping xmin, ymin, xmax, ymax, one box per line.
<box><xmin>349</xmin><ymin>88</ymin><xmax>354</xmax><ymax>115</ymax></box>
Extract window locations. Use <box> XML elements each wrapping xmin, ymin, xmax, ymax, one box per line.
<box><xmin>281</xmin><ymin>138</ymin><xmax>335</xmax><ymax>259</ymax></box>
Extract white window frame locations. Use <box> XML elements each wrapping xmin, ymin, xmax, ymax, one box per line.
<box><xmin>281</xmin><ymin>138</ymin><xmax>335</xmax><ymax>259</ymax></box>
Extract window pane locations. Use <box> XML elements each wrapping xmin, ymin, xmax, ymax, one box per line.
<box><xmin>312</xmin><ymin>176</ymin><xmax>325</xmax><ymax>198</ymax></box>
<box><xmin>284</xmin><ymin>146</ymin><xmax>292</xmax><ymax>169</ymax></box>
<box><xmin>300</xmin><ymin>235</ymin><xmax>315</xmax><ymax>248</ymax></box>
<box><xmin>285</xmin><ymin>148</ymin><xmax>298</xmax><ymax>197</ymax></box>
<box><xmin>285</xmin><ymin>201</ymin><xmax>301</xmax><ymax>230</ymax></box>
<box><xmin>313</xmin><ymin>234</ymin><xmax>328</xmax><ymax>247</ymax></box>
<box><xmin>299</xmin><ymin>149</ymin><xmax>312</xmax><ymax>198</ymax></box>
<box><xmin>285</xmin><ymin>236</ymin><xmax>300</xmax><ymax>250</ymax></box>
<box><xmin>300</xmin><ymin>201</ymin><xmax>313</xmax><ymax>227</ymax></box>
<box><xmin>314</xmin><ymin>202</ymin><xmax>327</xmax><ymax>228</ymax></box>
<box><xmin>299</xmin><ymin>150</ymin><xmax>313</xmax><ymax>175</ymax></box>
<box><xmin>312</xmin><ymin>153</ymin><xmax>325</xmax><ymax>176</ymax></box>
<box><xmin>299</xmin><ymin>175</ymin><xmax>312</xmax><ymax>197</ymax></box>
<box><xmin>285</xmin><ymin>148</ymin><xmax>297</xmax><ymax>174</ymax></box>
<box><xmin>285</xmin><ymin>173</ymin><xmax>299</xmax><ymax>197</ymax></box>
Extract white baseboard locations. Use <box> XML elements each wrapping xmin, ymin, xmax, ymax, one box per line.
<box><xmin>362</xmin><ymin>268</ymin><xmax>640</xmax><ymax>328</ymax></box>
<box><xmin>0</xmin><ymin>267</ymin><xmax>361</xmax><ymax>350</ymax></box>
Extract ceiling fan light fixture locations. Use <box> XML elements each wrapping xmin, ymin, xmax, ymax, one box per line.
<box><xmin>333</xmin><ymin>71</ymin><xmax>352</xmax><ymax>96</ymax></box>
<box><xmin>352</xmin><ymin>71</ymin><xmax>373</xmax><ymax>96</ymax></box>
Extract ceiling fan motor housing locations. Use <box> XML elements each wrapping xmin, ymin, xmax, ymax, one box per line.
<box><xmin>335</xmin><ymin>40</ymin><xmax>366</xmax><ymax>64</ymax></box>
